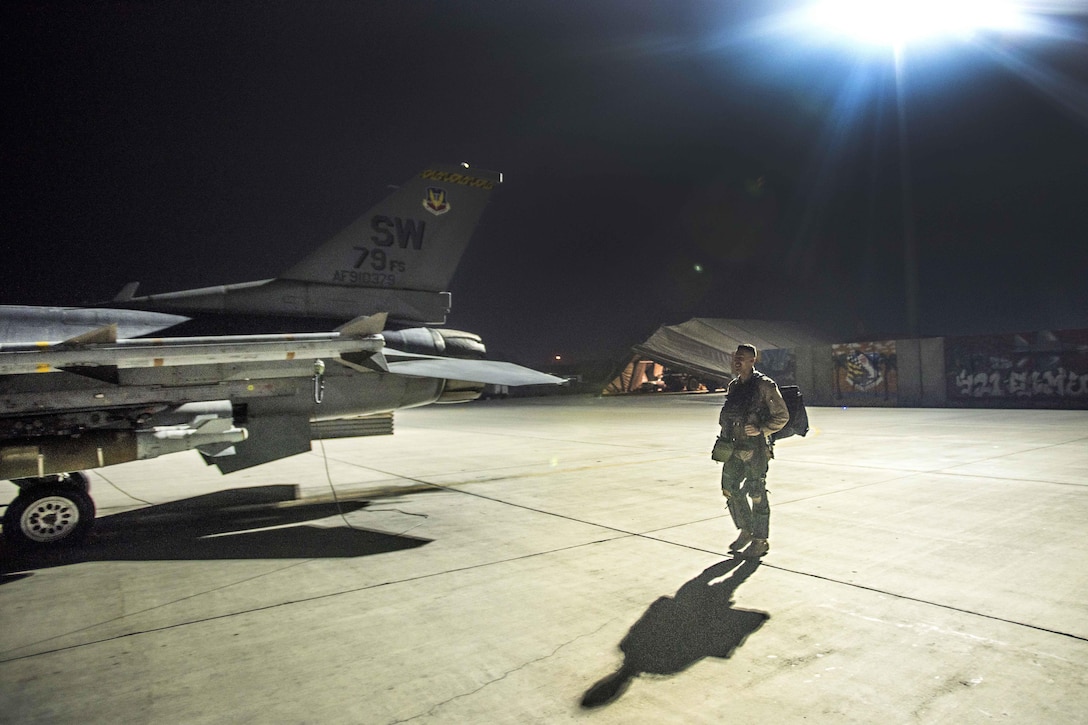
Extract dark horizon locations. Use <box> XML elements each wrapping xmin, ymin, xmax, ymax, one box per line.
<box><xmin>4</xmin><ymin>2</ymin><xmax>1087</xmax><ymax>366</ymax></box>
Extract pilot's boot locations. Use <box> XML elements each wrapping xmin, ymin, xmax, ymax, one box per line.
<box><xmin>740</xmin><ymin>538</ymin><xmax>769</xmax><ymax>558</ymax></box>
<box><xmin>729</xmin><ymin>529</ymin><xmax>752</xmax><ymax>552</ymax></box>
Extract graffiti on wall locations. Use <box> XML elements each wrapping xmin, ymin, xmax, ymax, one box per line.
<box><xmin>946</xmin><ymin>330</ymin><xmax>1088</xmax><ymax>406</ymax></box>
<box><xmin>832</xmin><ymin>341</ymin><xmax>897</xmax><ymax>403</ymax></box>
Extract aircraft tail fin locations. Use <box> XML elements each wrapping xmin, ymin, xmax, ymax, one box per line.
<box><xmin>120</xmin><ymin>164</ymin><xmax>502</xmax><ymax>325</ymax></box>
<box><xmin>281</xmin><ymin>164</ymin><xmax>502</xmax><ymax>293</ymax></box>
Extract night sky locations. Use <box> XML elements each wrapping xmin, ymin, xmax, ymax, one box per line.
<box><xmin>4</xmin><ymin>1</ymin><xmax>1088</xmax><ymax>366</ymax></box>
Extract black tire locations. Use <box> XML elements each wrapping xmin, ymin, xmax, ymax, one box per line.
<box><xmin>2</xmin><ymin>484</ymin><xmax>96</xmax><ymax>548</ymax></box>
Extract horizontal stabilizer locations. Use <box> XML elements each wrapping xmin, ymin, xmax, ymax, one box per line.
<box><xmin>386</xmin><ymin>358</ymin><xmax>566</xmax><ymax>387</ymax></box>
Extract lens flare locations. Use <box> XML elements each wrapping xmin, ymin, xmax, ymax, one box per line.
<box><xmin>806</xmin><ymin>0</ymin><xmax>1028</xmax><ymax>48</ymax></box>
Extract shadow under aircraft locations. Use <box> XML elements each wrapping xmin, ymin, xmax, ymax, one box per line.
<box><xmin>0</xmin><ymin>484</ymin><xmax>432</xmax><ymax>573</ymax></box>
<box><xmin>582</xmin><ymin>557</ymin><xmax>769</xmax><ymax>708</ymax></box>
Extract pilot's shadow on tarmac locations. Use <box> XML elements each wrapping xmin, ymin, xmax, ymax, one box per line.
<box><xmin>581</xmin><ymin>557</ymin><xmax>768</xmax><ymax>708</ymax></box>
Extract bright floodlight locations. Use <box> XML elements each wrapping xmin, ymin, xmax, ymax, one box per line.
<box><xmin>806</xmin><ymin>0</ymin><xmax>1027</xmax><ymax>48</ymax></box>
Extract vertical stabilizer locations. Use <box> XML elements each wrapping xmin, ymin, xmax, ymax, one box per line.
<box><xmin>119</xmin><ymin>164</ymin><xmax>502</xmax><ymax>325</ymax></box>
<box><xmin>282</xmin><ymin>164</ymin><xmax>501</xmax><ymax>292</ymax></box>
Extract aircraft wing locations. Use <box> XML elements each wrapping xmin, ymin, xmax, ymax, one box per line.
<box><xmin>0</xmin><ymin>319</ymin><xmax>562</xmax><ymax>484</ymax></box>
<box><xmin>0</xmin><ymin>331</ymin><xmax>561</xmax><ymax>387</ymax></box>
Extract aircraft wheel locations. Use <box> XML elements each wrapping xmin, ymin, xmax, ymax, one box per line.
<box><xmin>2</xmin><ymin>484</ymin><xmax>96</xmax><ymax>548</ymax></box>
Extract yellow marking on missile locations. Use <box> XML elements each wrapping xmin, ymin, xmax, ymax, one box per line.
<box><xmin>36</xmin><ymin>363</ymin><xmax>51</xmax><ymax>373</ymax></box>
<box><xmin>286</xmin><ymin>352</ymin><xmax>296</xmax><ymax>360</ymax></box>
<box><xmin>154</xmin><ymin>358</ymin><xmax>165</xmax><ymax>367</ymax></box>
<box><xmin>36</xmin><ymin>341</ymin><xmax>49</xmax><ymax>348</ymax></box>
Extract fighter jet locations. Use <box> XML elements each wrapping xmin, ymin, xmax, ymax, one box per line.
<box><xmin>0</xmin><ymin>164</ymin><xmax>562</xmax><ymax>549</ymax></box>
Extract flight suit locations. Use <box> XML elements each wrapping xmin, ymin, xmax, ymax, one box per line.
<box><xmin>718</xmin><ymin>371</ymin><xmax>789</xmax><ymax>541</ymax></box>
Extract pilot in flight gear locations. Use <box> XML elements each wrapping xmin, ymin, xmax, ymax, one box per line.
<box><xmin>717</xmin><ymin>344</ymin><xmax>789</xmax><ymax>558</ymax></box>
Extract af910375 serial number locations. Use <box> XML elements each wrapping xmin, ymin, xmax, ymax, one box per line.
<box><xmin>331</xmin><ymin>269</ymin><xmax>397</xmax><ymax>286</ymax></box>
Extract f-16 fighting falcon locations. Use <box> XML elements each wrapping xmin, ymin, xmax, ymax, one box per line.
<box><xmin>0</xmin><ymin>164</ymin><xmax>562</xmax><ymax>548</ymax></box>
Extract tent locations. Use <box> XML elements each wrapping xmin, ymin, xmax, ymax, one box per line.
<box><xmin>605</xmin><ymin>318</ymin><xmax>831</xmax><ymax>394</ymax></box>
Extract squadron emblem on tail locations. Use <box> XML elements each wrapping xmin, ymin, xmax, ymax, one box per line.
<box><xmin>423</xmin><ymin>187</ymin><xmax>450</xmax><ymax>216</ymax></box>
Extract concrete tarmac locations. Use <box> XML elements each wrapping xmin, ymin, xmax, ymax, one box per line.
<box><xmin>1</xmin><ymin>394</ymin><xmax>1086</xmax><ymax>723</ymax></box>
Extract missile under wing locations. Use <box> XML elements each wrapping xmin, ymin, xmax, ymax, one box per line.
<box><xmin>0</xmin><ymin>305</ymin><xmax>187</xmax><ymax>343</ymax></box>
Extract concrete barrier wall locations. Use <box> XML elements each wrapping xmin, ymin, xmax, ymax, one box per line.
<box><xmin>799</xmin><ymin>338</ymin><xmax>944</xmax><ymax>408</ymax></box>
<box><xmin>608</xmin><ymin>328</ymin><xmax>1087</xmax><ymax>410</ymax></box>
<box><xmin>897</xmin><ymin>338</ymin><xmax>923</xmax><ymax>407</ymax></box>
<box><xmin>792</xmin><ymin>344</ymin><xmax>818</xmax><ymax>404</ymax></box>
<box><xmin>795</xmin><ymin>330</ymin><xmax>1088</xmax><ymax>409</ymax></box>
<box><xmin>920</xmin><ymin>337</ymin><xmax>947</xmax><ymax>407</ymax></box>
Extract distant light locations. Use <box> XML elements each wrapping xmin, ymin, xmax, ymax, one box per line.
<box><xmin>554</xmin><ymin>355</ymin><xmax>562</xmax><ymax>361</ymax></box>
<box><xmin>461</xmin><ymin>162</ymin><xmax>470</xmax><ymax>168</ymax></box>
<box><xmin>805</xmin><ymin>0</ymin><xmax>1027</xmax><ymax>48</ymax></box>
<box><xmin>693</xmin><ymin>264</ymin><xmax>704</xmax><ymax>273</ymax></box>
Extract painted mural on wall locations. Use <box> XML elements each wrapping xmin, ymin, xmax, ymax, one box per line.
<box><xmin>832</xmin><ymin>341</ymin><xmax>897</xmax><ymax>404</ymax></box>
<box><xmin>759</xmin><ymin>348</ymin><xmax>797</xmax><ymax>386</ymax></box>
<box><xmin>946</xmin><ymin>329</ymin><xmax>1088</xmax><ymax>407</ymax></box>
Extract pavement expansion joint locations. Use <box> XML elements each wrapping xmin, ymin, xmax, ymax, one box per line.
<box><xmin>389</xmin><ymin>619</ymin><xmax>617</xmax><ymax>723</ymax></box>
<box><xmin>762</xmin><ymin>562</ymin><xmax>1088</xmax><ymax>644</ymax></box>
